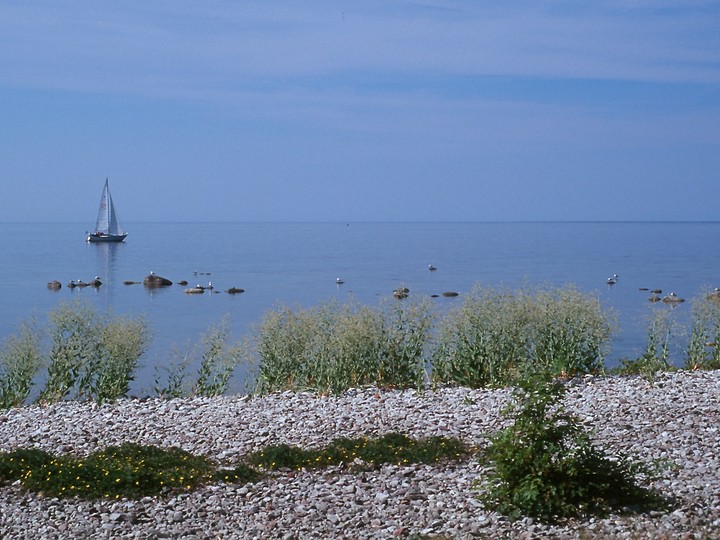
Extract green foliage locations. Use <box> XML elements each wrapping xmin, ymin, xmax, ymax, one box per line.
<box><xmin>478</xmin><ymin>374</ymin><xmax>667</xmax><ymax>522</ymax></box>
<box><xmin>34</xmin><ymin>300</ymin><xmax>148</xmax><ymax>405</ymax></box>
<box><xmin>0</xmin><ymin>447</ymin><xmax>53</xmax><ymax>481</ymax></box>
<box><xmin>38</xmin><ymin>300</ymin><xmax>101</xmax><ymax>403</ymax></box>
<box><xmin>0</xmin><ymin>320</ymin><xmax>43</xmax><ymax>409</ymax></box>
<box><xmin>248</xmin><ymin>432</ymin><xmax>468</xmax><ymax>471</ymax></box>
<box><xmin>152</xmin><ymin>346</ymin><xmax>192</xmax><ymax>398</ymax></box>
<box><xmin>252</xmin><ymin>299</ymin><xmax>432</xmax><ymax>394</ymax></box>
<box><xmin>684</xmin><ymin>293</ymin><xmax>720</xmax><ymax>371</ymax></box>
<box><xmin>81</xmin><ymin>315</ymin><xmax>148</xmax><ymax>404</ymax></box>
<box><xmin>432</xmin><ymin>285</ymin><xmax>614</xmax><ymax>388</ymax></box>
<box><xmin>213</xmin><ymin>463</ymin><xmax>261</xmax><ymax>484</ymax></box>
<box><xmin>612</xmin><ymin>308</ymin><xmax>675</xmax><ymax>380</ymax></box>
<box><xmin>1</xmin><ymin>433</ymin><xmax>466</xmax><ymax>500</ymax></box>
<box><xmin>1</xmin><ymin>443</ymin><xmax>216</xmax><ymax>499</ymax></box>
<box><xmin>152</xmin><ymin>318</ymin><xmax>242</xmax><ymax>398</ymax></box>
<box><xmin>193</xmin><ymin>318</ymin><xmax>243</xmax><ymax>397</ymax></box>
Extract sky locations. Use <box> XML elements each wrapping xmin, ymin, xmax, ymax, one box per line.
<box><xmin>0</xmin><ymin>1</ymin><xmax>719</xmax><ymax>222</ymax></box>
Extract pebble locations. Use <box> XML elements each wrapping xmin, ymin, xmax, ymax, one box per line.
<box><xmin>0</xmin><ymin>370</ymin><xmax>719</xmax><ymax>538</ymax></box>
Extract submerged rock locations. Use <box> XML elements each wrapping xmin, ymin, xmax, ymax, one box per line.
<box><xmin>227</xmin><ymin>287</ymin><xmax>245</xmax><ymax>294</ymax></box>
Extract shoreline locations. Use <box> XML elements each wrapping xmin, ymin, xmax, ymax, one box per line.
<box><xmin>1</xmin><ymin>371</ymin><xmax>719</xmax><ymax>538</ymax></box>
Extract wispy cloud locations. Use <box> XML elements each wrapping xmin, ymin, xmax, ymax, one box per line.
<box><xmin>1</xmin><ymin>0</ymin><xmax>718</xmax><ymax>104</ymax></box>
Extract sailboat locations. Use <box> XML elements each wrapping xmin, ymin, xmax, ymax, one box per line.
<box><xmin>86</xmin><ymin>178</ymin><xmax>128</xmax><ymax>243</ymax></box>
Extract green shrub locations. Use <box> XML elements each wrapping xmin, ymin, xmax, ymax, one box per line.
<box><xmin>251</xmin><ymin>299</ymin><xmax>432</xmax><ymax>394</ymax></box>
<box><xmin>478</xmin><ymin>374</ymin><xmax>667</xmax><ymax>521</ymax></box>
<box><xmin>432</xmin><ymin>285</ymin><xmax>613</xmax><ymax>388</ymax></box>
<box><xmin>685</xmin><ymin>293</ymin><xmax>720</xmax><ymax>371</ymax></box>
<box><xmin>35</xmin><ymin>300</ymin><xmax>148</xmax><ymax>405</ymax></box>
<box><xmin>0</xmin><ymin>320</ymin><xmax>43</xmax><ymax>409</ymax></box>
<box><xmin>612</xmin><ymin>308</ymin><xmax>675</xmax><ymax>380</ymax></box>
<box><xmin>194</xmin><ymin>318</ymin><xmax>243</xmax><ymax>397</ymax></box>
<box><xmin>38</xmin><ymin>300</ymin><xmax>101</xmax><ymax>404</ymax></box>
<box><xmin>532</xmin><ymin>287</ymin><xmax>611</xmax><ymax>376</ymax></box>
<box><xmin>152</xmin><ymin>345</ymin><xmax>192</xmax><ymax>398</ymax></box>
<box><xmin>152</xmin><ymin>318</ymin><xmax>243</xmax><ymax>398</ymax></box>
<box><xmin>81</xmin><ymin>315</ymin><xmax>148</xmax><ymax>404</ymax></box>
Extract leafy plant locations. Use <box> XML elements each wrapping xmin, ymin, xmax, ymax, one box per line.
<box><xmin>0</xmin><ymin>447</ymin><xmax>53</xmax><ymax>481</ymax></box>
<box><xmin>37</xmin><ymin>300</ymin><xmax>101</xmax><ymax>404</ymax></box>
<box><xmin>81</xmin><ymin>316</ymin><xmax>148</xmax><ymax>404</ymax></box>
<box><xmin>152</xmin><ymin>346</ymin><xmax>193</xmax><ymax>398</ymax></box>
<box><xmin>1</xmin><ymin>433</ymin><xmax>467</xmax><ymax>500</ymax></box>
<box><xmin>4</xmin><ymin>443</ymin><xmax>216</xmax><ymax>499</ymax></box>
<box><xmin>432</xmin><ymin>285</ymin><xmax>614</xmax><ymax>388</ymax></box>
<box><xmin>684</xmin><ymin>293</ymin><xmax>720</xmax><ymax>370</ymax></box>
<box><xmin>478</xmin><ymin>374</ymin><xmax>667</xmax><ymax>521</ymax></box>
<box><xmin>194</xmin><ymin>318</ymin><xmax>243</xmax><ymax>397</ymax></box>
<box><xmin>0</xmin><ymin>319</ymin><xmax>43</xmax><ymax>409</ymax></box>
<box><xmin>251</xmin><ymin>299</ymin><xmax>432</xmax><ymax>394</ymax></box>
<box><xmin>612</xmin><ymin>308</ymin><xmax>675</xmax><ymax>380</ymax></box>
<box><xmin>248</xmin><ymin>432</ymin><xmax>468</xmax><ymax>471</ymax></box>
<box><xmin>33</xmin><ymin>300</ymin><xmax>149</xmax><ymax>405</ymax></box>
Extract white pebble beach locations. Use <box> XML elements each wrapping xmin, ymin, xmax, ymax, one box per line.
<box><xmin>1</xmin><ymin>370</ymin><xmax>719</xmax><ymax>539</ymax></box>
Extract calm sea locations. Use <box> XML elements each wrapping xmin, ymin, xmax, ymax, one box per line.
<box><xmin>1</xmin><ymin>222</ymin><xmax>718</xmax><ymax>394</ymax></box>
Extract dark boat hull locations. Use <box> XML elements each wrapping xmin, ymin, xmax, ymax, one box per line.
<box><xmin>87</xmin><ymin>233</ymin><xmax>127</xmax><ymax>243</ymax></box>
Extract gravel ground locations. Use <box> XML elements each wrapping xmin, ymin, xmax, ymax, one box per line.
<box><xmin>1</xmin><ymin>370</ymin><xmax>719</xmax><ymax>539</ymax></box>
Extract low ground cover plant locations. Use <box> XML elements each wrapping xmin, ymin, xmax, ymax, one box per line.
<box><xmin>477</xmin><ymin>374</ymin><xmax>668</xmax><ymax>522</ymax></box>
<box><xmin>0</xmin><ymin>432</ymin><xmax>468</xmax><ymax>500</ymax></box>
<box><xmin>248</xmin><ymin>432</ymin><xmax>468</xmax><ymax>471</ymax></box>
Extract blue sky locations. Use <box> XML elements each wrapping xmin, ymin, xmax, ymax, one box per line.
<box><xmin>1</xmin><ymin>1</ymin><xmax>718</xmax><ymax>222</ymax></box>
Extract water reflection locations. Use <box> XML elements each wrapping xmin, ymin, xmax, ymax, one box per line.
<box><xmin>91</xmin><ymin>241</ymin><xmax>124</xmax><ymax>307</ymax></box>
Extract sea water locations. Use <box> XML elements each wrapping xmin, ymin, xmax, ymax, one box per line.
<box><xmin>1</xmin><ymin>221</ymin><xmax>718</xmax><ymax>394</ymax></box>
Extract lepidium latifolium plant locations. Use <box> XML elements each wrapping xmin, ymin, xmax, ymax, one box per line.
<box><xmin>431</xmin><ymin>285</ymin><xmax>614</xmax><ymax>388</ymax></box>
<box><xmin>152</xmin><ymin>317</ymin><xmax>242</xmax><ymax>398</ymax></box>
<box><xmin>685</xmin><ymin>291</ymin><xmax>720</xmax><ymax>371</ymax></box>
<box><xmin>0</xmin><ymin>318</ymin><xmax>43</xmax><ymax>409</ymax></box>
<box><xmin>250</xmin><ymin>298</ymin><xmax>433</xmax><ymax>395</ymax></box>
<box><xmin>36</xmin><ymin>299</ymin><xmax>149</xmax><ymax>405</ymax></box>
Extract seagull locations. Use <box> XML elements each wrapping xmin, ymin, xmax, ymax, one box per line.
<box><xmin>336</xmin><ymin>278</ymin><xmax>345</xmax><ymax>284</ymax></box>
<box><xmin>428</xmin><ymin>264</ymin><xmax>437</xmax><ymax>272</ymax></box>
<box><xmin>607</xmin><ymin>274</ymin><xmax>618</xmax><ymax>285</ymax></box>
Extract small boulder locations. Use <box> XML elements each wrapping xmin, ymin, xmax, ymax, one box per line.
<box><xmin>184</xmin><ymin>286</ymin><xmax>205</xmax><ymax>294</ymax></box>
<box><xmin>143</xmin><ymin>273</ymin><xmax>173</xmax><ymax>287</ymax></box>
<box><xmin>47</xmin><ymin>280</ymin><xmax>62</xmax><ymax>290</ymax></box>
<box><xmin>227</xmin><ymin>287</ymin><xmax>245</xmax><ymax>294</ymax></box>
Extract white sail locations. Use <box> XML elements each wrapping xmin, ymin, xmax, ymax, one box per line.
<box><xmin>94</xmin><ymin>179</ymin><xmax>125</xmax><ymax>236</ymax></box>
<box><xmin>87</xmin><ymin>178</ymin><xmax>127</xmax><ymax>242</ymax></box>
